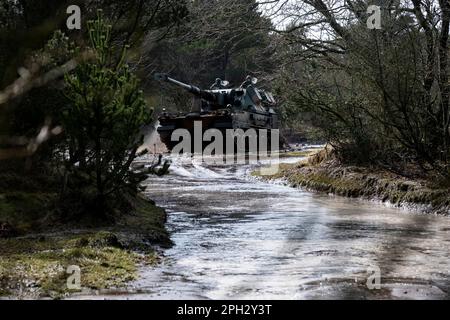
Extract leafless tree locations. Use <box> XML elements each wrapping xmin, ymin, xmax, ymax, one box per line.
<box><xmin>270</xmin><ymin>0</ymin><xmax>449</xmax><ymax>175</ymax></box>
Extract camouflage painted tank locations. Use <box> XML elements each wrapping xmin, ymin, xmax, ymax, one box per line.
<box><xmin>154</xmin><ymin>73</ymin><xmax>279</xmax><ymax>152</ymax></box>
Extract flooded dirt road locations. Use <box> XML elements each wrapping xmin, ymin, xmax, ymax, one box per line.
<box><xmin>129</xmin><ymin>154</ymin><xmax>450</xmax><ymax>299</ymax></box>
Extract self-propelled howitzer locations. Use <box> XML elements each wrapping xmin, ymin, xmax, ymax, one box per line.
<box><xmin>154</xmin><ymin>73</ymin><xmax>279</xmax><ymax>152</ymax></box>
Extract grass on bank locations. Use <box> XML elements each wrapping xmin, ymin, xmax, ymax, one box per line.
<box><xmin>277</xmin><ymin>150</ymin><xmax>318</xmax><ymax>158</ymax></box>
<box><xmin>0</xmin><ymin>233</ymin><xmax>142</xmax><ymax>298</ymax></box>
<box><xmin>255</xmin><ymin>148</ymin><xmax>450</xmax><ymax>215</ymax></box>
<box><xmin>0</xmin><ymin>198</ymin><xmax>167</xmax><ymax>298</ymax></box>
<box><xmin>0</xmin><ymin>171</ymin><xmax>170</xmax><ymax>299</ymax></box>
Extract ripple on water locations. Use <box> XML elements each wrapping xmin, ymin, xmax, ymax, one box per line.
<box><xmin>131</xmin><ymin>155</ymin><xmax>450</xmax><ymax>300</ymax></box>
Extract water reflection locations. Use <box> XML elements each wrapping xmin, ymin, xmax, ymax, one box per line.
<box><xmin>129</xmin><ymin>155</ymin><xmax>450</xmax><ymax>300</ymax></box>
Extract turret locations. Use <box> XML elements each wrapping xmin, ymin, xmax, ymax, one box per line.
<box><xmin>154</xmin><ymin>73</ymin><xmax>277</xmax><ymax>113</ymax></box>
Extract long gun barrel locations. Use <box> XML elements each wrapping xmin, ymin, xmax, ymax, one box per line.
<box><xmin>154</xmin><ymin>73</ymin><xmax>216</xmax><ymax>102</ymax></box>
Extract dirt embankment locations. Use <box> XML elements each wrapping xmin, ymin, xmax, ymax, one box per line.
<box><xmin>261</xmin><ymin>147</ymin><xmax>450</xmax><ymax>215</ymax></box>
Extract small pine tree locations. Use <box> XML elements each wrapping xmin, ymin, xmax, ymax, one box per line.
<box><xmin>63</xmin><ymin>12</ymin><xmax>152</xmax><ymax>217</ymax></box>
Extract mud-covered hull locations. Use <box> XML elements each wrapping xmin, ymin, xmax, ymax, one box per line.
<box><xmin>157</xmin><ymin>110</ymin><xmax>278</xmax><ymax>152</ymax></box>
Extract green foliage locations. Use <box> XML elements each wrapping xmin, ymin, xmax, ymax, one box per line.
<box><xmin>62</xmin><ymin>13</ymin><xmax>152</xmax><ymax>216</ymax></box>
<box><xmin>1</xmin><ymin>1</ymin><xmax>186</xmax><ymax>224</ymax></box>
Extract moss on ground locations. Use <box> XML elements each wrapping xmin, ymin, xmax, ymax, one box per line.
<box><xmin>0</xmin><ymin>234</ymin><xmax>133</xmax><ymax>298</ymax></box>
<box><xmin>0</xmin><ymin>190</ymin><xmax>169</xmax><ymax>299</ymax></box>
<box><xmin>0</xmin><ymin>230</ymin><xmax>161</xmax><ymax>299</ymax></box>
<box><xmin>0</xmin><ymin>163</ymin><xmax>170</xmax><ymax>299</ymax></box>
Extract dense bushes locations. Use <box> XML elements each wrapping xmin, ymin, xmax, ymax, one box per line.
<box><xmin>0</xmin><ymin>13</ymin><xmax>155</xmax><ymax>222</ymax></box>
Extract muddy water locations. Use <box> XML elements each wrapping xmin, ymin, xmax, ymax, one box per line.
<box><xmin>130</xmin><ymin>153</ymin><xmax>450</xmax><ymax>300</ymax></box>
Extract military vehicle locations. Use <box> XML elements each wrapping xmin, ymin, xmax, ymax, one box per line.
<box><xmin>154</xmin><ymin>73</ymin><xmax>279</xmax><ymax>153</ymax></box>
